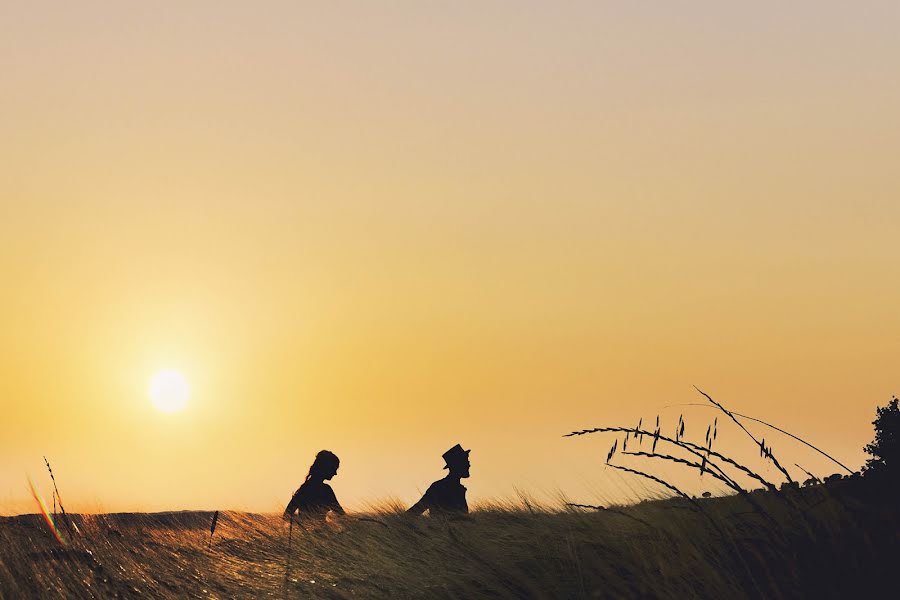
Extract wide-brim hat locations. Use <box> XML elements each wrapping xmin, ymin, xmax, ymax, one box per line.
<box><xmin>442</xmin><ymin>443</ymin><xmax>470</xmax><ymax>469</ymax></box>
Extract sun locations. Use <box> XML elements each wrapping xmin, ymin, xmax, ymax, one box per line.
<box><xmin>148</xmin><ymin>370</ymin><xmax>190</xmax><ymax>413</ymax></box>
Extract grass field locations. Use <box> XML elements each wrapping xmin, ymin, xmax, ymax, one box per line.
<box><xmin>1</xmin><ymin>475</ymin><xmax>896</xmax><ymax>599</ymax></box>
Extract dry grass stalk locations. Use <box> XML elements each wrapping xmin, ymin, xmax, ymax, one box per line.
<box><xmin>694</xmin><ymin>387</ymin><xmax>794</xmax><ymax>483</ymax></box>
<box><xmin>565</xmin><ymin>426</ymin><xmax>777</xmax><ymax>491</ymax></box>
<box><xmin>621</xmin><ymin>451</ymin><xmax>743</xmax><ymax>494</ymax></box>
<box><xmin>208</xmin><ymin>511</ymin><xmax>219</xmax><ymax>550</ymax></box>
<box><xmin>606</xmin><ymin>464</ymin><xmax>695</xmax><ymax>505</ymax></box>
<box><xmin>735</xmin><ymin>413</ymin><xmax>851</xmax><ymax>474</ymax></box>
<box><xmin>43</xmin><ymin>456</ymin><xmax>75</xmax><ymax>537</ymax></box>
<box><xmin>621</xmin><ymin>451</ymin><xmax>784</xmax><ymax>529</ymax></box>
<box><xmin>670</xmin><ymin>402</ymin><xmax>855</xmax><ymax>474</ymax></box>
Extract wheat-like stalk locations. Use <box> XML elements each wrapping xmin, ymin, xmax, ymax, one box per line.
<box><xmin>694</xmin><ymin>387</ymin><xmax>794</xmax><ymax>483</ymax></box>
<box><xmin>606</xmin><ymin>464</ymin><xmax>694</xmax><ymax>504</ymax></box>
<box><xmin>621</xmin><ymin>451</ymin><xmax>743</xmax><ymax>494</ymax></box>
<box><xmin>621</xmin><ymin>451</ymin><xmax>784</xmax><ymax>529</ymax></box>
<box><xmin>43</xmin><ymin>457</ymin><xmax>75</xmax><ymax>537</ymax></box>
<box><xmin>208</xmin><ymin>510</ymin><xmax>219</xmax><ymax>550</ymax></box>
<box><xmin>666</xmin><ymin>402</ymin><xmax>855</xmax><ymax>474</ymax></box>
<box><xmin>565</xmin><ymin>426</ymin><xmax>777</xmax><ymax>491</ymax></box>
<box><xmin>606</xmin><ymin>462</ymin><xmax>731</xmax><ymax>540</ymax></box>
<box><xmin>676</xmin><ymin>440</ymin><xmax>777</xmax><ymax>492</ymax></box>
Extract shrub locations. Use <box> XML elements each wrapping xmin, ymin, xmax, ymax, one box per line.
<box><xmin>863</xmin><ymin>396</ymin><xmax>900</xmax><ymax>475</ymax></box>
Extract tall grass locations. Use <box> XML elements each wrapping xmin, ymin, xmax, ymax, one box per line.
<box><xmin>1</xmin><ymin>390</ymin><xmax>890</xmax><ymax>597</ymax></box>
<box><xmin>1</xmin><ymin>481</ymin><xmax>894</xmax><ymax>599</ymax></box>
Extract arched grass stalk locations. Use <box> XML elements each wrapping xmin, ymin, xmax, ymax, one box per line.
<box><xmin>694</xmin><ymin>387</ymin><xmax>794</xmax><ymax>483</ymax></box>
<box><xmin>606</xmin><ymin>464</ymin><xmax>694</xmax><ymax>505</ymax></box>
<box><xmin>676</xmin><ymin>440</ymin><xmax>777</xmax><ymax>492</ymax></box>
<box><xmin>621</xmin><ymin>438</ymin><xmax>744</xmax><ymax>493</ymax></box>
<box><xmin>622</xmin><ymin>451</ymin><xmax>783</xmax><ymax>529</ymax></box>
<box><xmin>565</xmin><ymin>426</ymin><xmax>777</xmax><ymax>491</ymax></box>
<box><xmin>621</xmin><ymin>451</ymin><xmax>743</xmax><ymax>494</ymax></box>
<box><xmin>668</xmin><ymin>402</ymin><xmax>855</xmax><ymax>475</ymax></box>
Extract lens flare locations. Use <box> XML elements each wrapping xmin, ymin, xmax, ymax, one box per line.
<box><xmin>27</xmin><ymin>476</ymin><xmax>66</xmax><ymax>545</ymax></box>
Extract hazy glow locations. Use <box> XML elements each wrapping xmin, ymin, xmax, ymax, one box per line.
<box><xmin>149</xmin><ymin>370</ymin><xmax>189</xmax><ymax>414</ymax></box>
<box><xmin>2</xmin><ymin>2</ymin><xmax>900</xmax><ymax>515</ymax></box>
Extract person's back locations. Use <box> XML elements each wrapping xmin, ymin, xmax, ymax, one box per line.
<box><xmin>414</xmin><ymin>475</ymin><xmax>468</xmax><ymax>515</ymax></box>
<box><xmin>408</xmin><ymin>443</ymin><xmax>471</xmax><ymax>516</ymax></box>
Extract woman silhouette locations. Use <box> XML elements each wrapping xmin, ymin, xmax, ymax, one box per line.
<box><xmin>283</xmin><ymin>450</ymin><xmax>345</xmax><ymax>520</ymax></box>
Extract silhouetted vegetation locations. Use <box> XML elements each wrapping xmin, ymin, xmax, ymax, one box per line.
<box><xmin>3</xmin><ymin>392</ymin><xmax>898</xmax><ymax>597</ymax></box>
<box><xmin>863</xmin><ymin>396</ymin><xmax>899</xmax><ymax>476</ymax></box>
<box><xmin>2</xmin><ymin>484</ymin><xmax>897</xmax><ymax>599</ymax></box>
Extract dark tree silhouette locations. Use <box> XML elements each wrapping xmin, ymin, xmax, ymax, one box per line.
<box><xmin>863</xmin><ymin>396</ymin><xmax>900</xmax><ymax>476</ymax></box>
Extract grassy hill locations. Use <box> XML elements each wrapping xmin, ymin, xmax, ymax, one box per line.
<box><xmin>1</xmin><ymin>475</ymin><xmax>896</xmax><ymax>598</ymax></box>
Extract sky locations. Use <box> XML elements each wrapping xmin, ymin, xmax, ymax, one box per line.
<box><xmin>2</xmin><ymin>1</ymin><xmax>900</xmax><ymax>514</ymax></box>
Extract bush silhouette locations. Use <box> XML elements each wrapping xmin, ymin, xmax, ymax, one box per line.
<box><xmin>863</xmin><ymin>396</ymin><xmax>900</xmax><ymax>476</ymax></box>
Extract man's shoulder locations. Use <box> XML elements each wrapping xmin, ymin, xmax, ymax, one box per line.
<box><xmin>428</xmin><ymin>478</ymin><xmax>465</xmax><ymax>494</ymax></box>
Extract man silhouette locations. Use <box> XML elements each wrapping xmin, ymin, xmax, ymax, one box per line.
<box><xmin>407</xmin><ymin>443</ymin><xmax>470</xmax><ymax>515</ymax></box>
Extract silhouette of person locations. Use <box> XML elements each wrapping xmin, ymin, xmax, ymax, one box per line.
<box><xmin>284</xmin><ymin>450</ymin><xmax>345</xmax><ymax>520</ymax></box>
<box><xmin>407</xmin><ymin>444</ymin><xmax>470</xmax><ymax>515</ymax></box>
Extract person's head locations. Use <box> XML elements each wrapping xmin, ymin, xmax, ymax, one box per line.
<box><xmin>306</xmin><ymin>450</ymin><xmax>340</xmax><ymax>482</ymax></box>
<box><xmin>442</xmin><ymin>444</ymin><xmax>471</xmax><ymax>479</ymax></box>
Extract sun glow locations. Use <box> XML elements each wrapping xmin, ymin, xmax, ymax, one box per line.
<box><xmin>149</xmin><ymin>370</ymin><xmax>190</xmax><ymax>413</ymax></box>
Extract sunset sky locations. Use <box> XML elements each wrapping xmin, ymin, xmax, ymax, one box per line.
<box><xmin>3</xmin><ymin>2</ymin><xmax>900</xmax><ymax>514</ymax></box>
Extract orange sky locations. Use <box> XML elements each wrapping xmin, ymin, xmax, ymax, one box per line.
<box><xmin>2</xmin><ymin>2</ymin><xmax>900</xmax><ymax>514</ymax></box>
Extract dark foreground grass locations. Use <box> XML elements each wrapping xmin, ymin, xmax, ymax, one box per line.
<box><xmin>1</xmin><ymin>477</ymin><xmax>896</xmax><ymax>599</ymax></box>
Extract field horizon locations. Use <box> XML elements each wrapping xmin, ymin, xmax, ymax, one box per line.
<box><xmin>2</xmin><ymin>473</ymin><xmax>897</xmax><ymax>598</ymax></box>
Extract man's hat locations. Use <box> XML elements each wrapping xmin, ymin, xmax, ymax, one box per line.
<box><xmin>442</xmin><ymin>443</ymin><xmax>470</xmax><ymax>469</ymax></box>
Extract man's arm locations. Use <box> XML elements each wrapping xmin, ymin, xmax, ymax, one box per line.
<box><xmin>406</xmin><ymin>485</ymin><xmax>432</xmax><ymax>515</ymax></box>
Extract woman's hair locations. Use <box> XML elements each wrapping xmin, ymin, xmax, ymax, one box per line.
<box><xmin>304</xmin><ymin>450</ymin><xmax>340</xmax><ymax>484</ymax></box>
